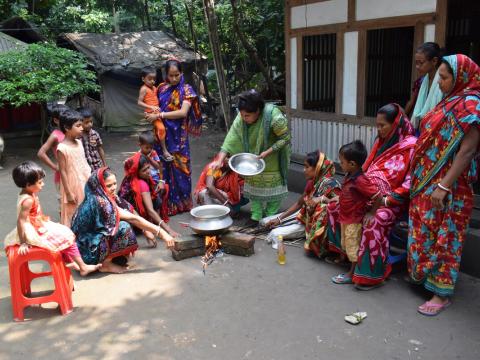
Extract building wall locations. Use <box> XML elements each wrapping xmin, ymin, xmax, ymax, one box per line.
<box><xmin>285</xmin><ymin>0</ymin><xmax>446</xmax><ymax>157</ymax></box>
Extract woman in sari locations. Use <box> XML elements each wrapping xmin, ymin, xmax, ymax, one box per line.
<box><xmin>193</xmin><ymin>155</ymin><xmax>247</xmax><ymax>213</ymax></box>
<box><xmin>327</xmin><ymin>104</ymin><xmax>417</xmax><ymax>290</ymax></box>
<box><xmin>408</xmin><ymin>54</ymin><xmax>480</xmax><ymax>316</ymax></box>
<box><xmin>405</xmin><ymin>42</ymin><xmax>444</xmax><ymax>131</ymax></box>
<box><xmin>145</xmin><ymin>59</ymin><xmax>202</xmax><ymax>216</ymax></box>
<box><xmin>72</xmin><ymin>167</ymin><xmax>175</xmax><ymax>274</ymax></box>
<box><xmin>262</xmin><ymin>151</ymin><xmax>340</xmax><ymax>253</ymax></box>
<box><xmin>210</xmin><ymin>90</ymin><xmax>291</xmax><ymax>223</ymax></box>
<box><xmin>119</xmin><ymin>152</ymin><xmax>179</xmax><ymax>240</ymax></box>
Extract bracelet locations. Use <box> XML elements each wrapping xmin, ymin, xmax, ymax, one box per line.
<box><xmin>437</xmin><ymin>183</ymin><xmax>451</xmax><ymax>193</ymax></box>
<box><xmin>383</xmin><ymin>196</ymin><xmax>388</xmax><ymax>207</ymax></box>
<box><xmin>160</xmin><ymin>112</ymin><xmax>164</xmax><ymax>119</ymax></box>
<box><xmin>276</xmin><ymin>215</ymin><xmax>282</xmax><ymax>224</ymax></box>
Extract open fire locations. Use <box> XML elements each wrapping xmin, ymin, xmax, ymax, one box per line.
<box><xmin>201</xmin><ymin>235</ymin><xmax>222</xmax><ymax>274</ymax></box>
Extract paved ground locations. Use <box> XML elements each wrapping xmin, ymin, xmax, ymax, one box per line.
<box><xmin>0</xmin><ymin>131</ymin><xmax>479</xmax><ymax>360</ymax></box>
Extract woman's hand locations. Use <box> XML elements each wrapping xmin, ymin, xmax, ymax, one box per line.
<box><xmin>18</xmin><ymin>243</ymin><xmax>30</xmax><ymax>255</ymax></box>
<box><xmin>257</xmin><ymin>149</ymin><xmax>272</xmax><ymax>160</ymax></box>
<box><xmin>164</xmin><ymin>235</ymin><xmax>175</xmax><ymax>249</ymax></box>
<box><xmin>265</xmin><ymin>217</ymin><xmax>281</xmax><ymax>228</ymax></box>
<box><xmin>145</xmin><ymin>112</ymin><xmax>159</xmax><ymax>123</ymax></box>
<box><xmin>431</xmin><ymin>186</ymin><xmax>448</xmax><ymax>209</ymax></box>
<box><xmin>210</xmin><ymin>158</ymin><xmax>224</xmax><ymax>170</ymax></box>
<box><xmin>155</xmin><ymin>182</ymin><xmax>165</xmax><ymax>193</ymax></box>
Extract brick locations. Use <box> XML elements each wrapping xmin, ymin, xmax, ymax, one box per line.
<box><xmin>171</xmin><ymin>247</ymin><xmax>205</xmax><ymax>261</ymax></box>
<box><xmin>222</xmin><ymin>244</ymin><xmax>254</xmax><ymax>257</ymax></box>
<box><xmin>220</xmin><ymin>231</ymin><xmax>255</xmax><ymax>249</ymax></box>
<box><xmin>174</xmin><ymin>234</ymin><xmax>205</xmax><ymax>251</ymax></box>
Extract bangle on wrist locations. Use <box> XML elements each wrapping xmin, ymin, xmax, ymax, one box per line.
<box><xmin>437</xmin><ymin>183</ymin><xmax>451</xmax><ymax>193</ymax></box>
<box><xmin>276</xmin><ymin>215</ymin><xmax>282</xmax><ymax>224</ymax></box>
<box><xmin>383</xmin><ymin>196</ymin><xmax>388</xmax><ymax>207</ymax></box>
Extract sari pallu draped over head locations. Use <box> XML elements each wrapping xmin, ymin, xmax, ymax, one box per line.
<box><xmin>72</xmin><ymin>168</ymin><xmax>137</xmax><ymax>264</ymax></box>
<box><xmin>363</xmin><ymin>104</ymin><xmax>417</xmax><ymax>205</ymax></box>
<box><xmin>297</xmin><ymin>152</ymin><xmax>341</xmax><ymax>257</ymax></box>
<box><xmin>410</xmin><ymin>55</ymin><xmax>480</xmax><ymax>197</ymax></box>
<box><xmin>119</xmin><ymin>152</ymin><xmax>170</xmax><ymax>222</ymax></box>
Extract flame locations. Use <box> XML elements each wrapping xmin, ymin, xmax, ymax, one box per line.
<box><xmin>202</xmin><ymin>235</ymin><xmax>222</xmax><ymax>274</ymax></box>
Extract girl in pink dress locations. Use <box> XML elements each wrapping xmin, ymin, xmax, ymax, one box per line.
<box><xmin>57</xmin><ymin>110</ymin><xmax>91</xmax><ymax>226</ymax></box>
<box><xmin>37</xmin><ymin>104</ymin><xmax>68</xmax><ymax>193</ymax></box>
<box><xmin>4</xmin><ymin>161</ymin><xmax>100</xmax><ymax>275</ymax></box>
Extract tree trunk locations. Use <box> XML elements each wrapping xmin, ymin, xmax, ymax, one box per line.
<box><xmin>144</xmin><ymin>0</ymin><xmax>152</xmax><ymax>30</ymax></box>
<box><xmin>203</xmin><ymin>0</ymin><xmax>231</xmax><ymax>130</ymax></box>
<box><xmin>167</xmin><ymin>0</ymin><xmax>177</xmax><ymax>37</ymax></box>
<box><xmin>112</xmin><ymin>1</ymin><xmax>120</xmax><ymax>33</ymax></box>
<box><xmin>230</xmin><ymin>0</ymin><xmax>277</xmax><ymax>97</ymax></box>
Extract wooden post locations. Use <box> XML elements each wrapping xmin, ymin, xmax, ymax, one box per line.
<box><xmin>203</xmin><ymin>0</ymin><xmax>231</xmax><ymax>129</ymax></box>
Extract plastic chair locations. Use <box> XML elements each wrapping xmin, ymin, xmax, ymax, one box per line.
<box><xmin>6</xmin><ymin>245</ymin><xmax>74</xmax><ymax>322</ymax></box>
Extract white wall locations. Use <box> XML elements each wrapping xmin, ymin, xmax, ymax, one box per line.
<box><xmin>290</xmin><ymin>37</ymin><xmax>297</xmax><ymax>109</ymax></box>
<box><xmin>424</xmin><ymin>24</ymin><xmax>436</xmax><ymax>42</ymax></box>
<box><xmin>291</xmin><ymin>0</ymin><xmax>348</xmax><ymax>29</ymax></box>
<box><xmin>342</xmin><ymin>32</ymin><xmax>358</xmax><ymax>115</ymax></box>
<box><xmin>356</xmin><ymin>0</ymin><xmax>437</xmax><ymax>21</ymax></box>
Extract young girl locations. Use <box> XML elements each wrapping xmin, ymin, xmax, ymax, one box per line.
<box><xmin>57</xmin><ymin>109</ymin><xmax>91</xmax><ymax>226</ymax></box>
<box><xmin>4</xmin><ymin>161</ymin><xmax>100</xmax><ymax>276</ymax></box>
<box><xmin>37</xmin><ymin>104</ymin><xmax>69</xmax><ymax>192</ymax></box>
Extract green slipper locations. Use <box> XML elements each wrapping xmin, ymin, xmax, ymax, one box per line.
<box><xmin>331</xmin><ymin>273</ymin><xmax>353</xmax><ymax>284</ymax></box>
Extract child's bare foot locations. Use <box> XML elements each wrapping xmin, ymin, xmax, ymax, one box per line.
<box><xmin>163</xmin><ymin>150</ymin><xmax>174</xmax><ymax>162</ymax></box>
<box><xmin>79</xmin><ymin>263</ymin><xmax>102</xmax><ymax>276</ymax></box>
<box><xmin>66</xmin><ymin>262</ymin><xmax>80</xmax><ymax>271</ymax></box>
<box><xmin>99</xmin><ymin>260</ymin><xmax>126</xmax><ymax>274</ymax></box>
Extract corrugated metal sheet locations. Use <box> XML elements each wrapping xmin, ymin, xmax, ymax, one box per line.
<box><xmin>291</xmin><ymin>117</ymin><xmax>376</xmax><ymax>162</ymax></box>
<box><xmin>0</xmin><ymin>32</ymin><xmax>27</xmax><ymax>53</ymax></box>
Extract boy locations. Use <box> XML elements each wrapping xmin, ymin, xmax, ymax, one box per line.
<box><xmin>138</xmin><ymin>131</ymin><xmax>165</xmax><ymax>193</ymax></box>
<box><xmin>332</xmin><ymin>140</ymin><xmax>380</xmax><ymax>285</ymax></box>
<box><xmin>137</xmin><ymin>66</ymin><xmax>173</xmax><ymax>162</ymax></box>
<box><xmin>77</xmin><ymin>107</ymin><xmax>106</xmax><ymax>171</ymax></box>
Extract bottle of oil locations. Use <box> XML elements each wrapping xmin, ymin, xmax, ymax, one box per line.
<box><xmin>277</xmin><ymin>235</ymin><xmax>286</xmax><ymax>265</ymax></box>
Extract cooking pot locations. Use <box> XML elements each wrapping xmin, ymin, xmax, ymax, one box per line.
<box><xmin>181</xmin><ymin>205</ymin><xmax>233</xmax><ymax>235</ymax></box>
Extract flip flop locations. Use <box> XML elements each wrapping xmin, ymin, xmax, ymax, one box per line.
<box><xmin>331</xmin><ymin>273</ymin><xmax>353</xmax><ymax>284</ymax></box>
<box><xmin>417</xmin><ymin>300</ymin><xmax>451</xmax><ymax>316</ymax></box>
<box><xmin>344</xmin><ymin>311</ymin><xmax>367</xmax><ymax>325</ymax></box>
<box><xmin>355</xmin><ymin>282</ymin><xmax>385</xmax><ymax>291</ymax></box>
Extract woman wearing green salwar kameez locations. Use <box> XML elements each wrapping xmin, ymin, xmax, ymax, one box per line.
<box><xmin>211</xmin><ymin>90</ymin><xmax>291</xmax><ymax>222</ymax></box>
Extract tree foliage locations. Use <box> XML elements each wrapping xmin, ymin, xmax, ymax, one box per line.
<box><xmin>0</xmin><ymin>43</ymin><xmax>99</xmax><ymax>107</ymax></box>
<box><xmin>0</xmin><ymin>0</ymin><xmax>285</xmax><ymax>99</ymax></box>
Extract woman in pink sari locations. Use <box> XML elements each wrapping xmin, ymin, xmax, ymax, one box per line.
<box><xmin>327</xmin><ymin>104</ymin><xmax>417</xmax><ymax>290</ymax></box>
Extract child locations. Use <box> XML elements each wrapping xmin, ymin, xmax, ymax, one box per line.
<box><xmin>37</xmin><ymin>104</ymin><xmax>69</xmax><ymax>192</ymax></box>
<box><xmin>57</xmin><ymin>109</ymin><xmax>92</xmax><ymax>227</ymax></box>
<box><xmin>137</xmin><ymin>66</ymin><xmax>173</xmax><ymax>162</ymax></box>
<box><xmin>4</xmin><ymin>161</ymin><xmax>101</xmax><ymax>276</ymax></box>
<box><xmin>331</xmin><ymin>140</ymin><xmax>380</xmax><ymax>285</ymax></box>
<box><xmin>138</xmin><ymin>131</ymin><xmax>166</xmax><ymax>194</ymax></box>
<box><xmin>77</xmin><ymin>107</ymin><xmax>107</xmax><ymax>171</ymax></box>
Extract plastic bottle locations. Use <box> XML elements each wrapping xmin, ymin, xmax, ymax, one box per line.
<box><xmin>277</xmin><ymin>235</ymin><xmax>286</xmax><ymax>265</ymax></box>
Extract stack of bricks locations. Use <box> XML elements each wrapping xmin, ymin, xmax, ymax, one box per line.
<box><xmin>171</xmin><ymin>231</ymin><xmax>255</xmax><ymax>260</ymax></box>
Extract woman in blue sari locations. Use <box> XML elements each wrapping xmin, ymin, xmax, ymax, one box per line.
<box><xmin>145</xmin><ymin>59</ymin><xmax>202</xmax><ymax>216</ymax></box>
<box><xmin>72</xmin><ymin>167</ymin><xmax>175</xmax><ymax>274</ymax></box>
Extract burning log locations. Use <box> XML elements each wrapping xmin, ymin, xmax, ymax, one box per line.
<box><xmin>201</xmin><ymin>235</ymin><xmax>222</xmax><ymax>274</ymax></box>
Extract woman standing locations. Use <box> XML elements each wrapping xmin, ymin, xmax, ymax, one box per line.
<box><xmin>326</xmin><ymin>104</ymin><xmax>416</xmax><ymax>289</ymax></box>
<box><xmin>211</xmin><ymin>90</ymin><xmax>291</xmax><ymax>223</ymax></box>
<box><xmin>408</xmin><ymin>54</ymin><xmax>480</xmax><ymax>316</ymax></box>
<box><xmin>72</xmin><ymin>168</ymin><xmax>175</xmax><ymax>274</ymax></box>
<box><xmin>405</xmin><ymin>42</ymin><xmax>444</xmax><ymax>130</ymax></box>
<box><xmin>145</xmin><ymin>59</ymin><xmax>202</xmax><ymax>216</ymax></box>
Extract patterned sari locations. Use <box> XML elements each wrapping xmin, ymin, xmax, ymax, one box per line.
<box><xmin>298</xmin><ymin>152</ymin><xmax>340</xmax><ymax>258</ymax></box>
<box><xmin>408</xmin><ymin>55</ymin><xmax>480</xmax><ymax>297</ymax></box>
<box><xmin>155</xmin><ymin>75</ymin><xmax>202</xmax><ymax>216</ymax></box>
<box><xmin>72</xmin><ymin>168</ymin><xmax>138</xmax><ymax>265</ymax></box>
<box><xmin>118</xmin><ymin>152</ymin><xmax>169</xmax><ymax>222</ymax></box>
<box><xmin>327</xmin><ymin>105</ymin><xmax>417</xmax><ymax>286</ymax></box>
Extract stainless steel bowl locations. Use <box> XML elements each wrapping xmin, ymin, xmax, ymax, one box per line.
<box><xmin>229</xmin><ymin>153</ymin><xmax>266</xmax><ymax>176</ymax></box>
<box><xmin>189</xmin><ymin>205</ymin><xmax>233</xmax><ymax>235</ymax></box>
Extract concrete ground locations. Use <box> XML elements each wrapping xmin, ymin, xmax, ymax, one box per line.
<box><xmin>0</xmin><ymin>131</ymin><xmax>479</xmax><ymax>360</ymax></box>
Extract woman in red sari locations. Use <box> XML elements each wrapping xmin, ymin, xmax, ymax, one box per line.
<box><xmin>327</xmin><ymin>104</ymin><xmax>417</xmax><ymax>290</ymax></box>
<box><xmin>408</xmin><ymin>54</ymin><xmax>480</xmax><ymax>316</ymax></box>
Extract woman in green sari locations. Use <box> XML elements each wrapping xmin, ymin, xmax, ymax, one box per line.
<box><xmin>210</xmin><ymin>90</ymin><xmax>291</xmax><ymax>222</ymax></box>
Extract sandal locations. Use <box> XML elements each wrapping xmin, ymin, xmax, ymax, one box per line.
<box><xmin>331</xmin><ymin>273</ymin><xmax>353</xmax><ymax>284</ymax></box>
<box><xmin>344</xmin><ymin>311</ymin><xmax>367</xmax><ymax>325</ymax></box>
<box><xmin>417</xmin><ymin>299</ymin><xmax>451</xmax><ymax>316</ymax></box>
<box><xmin>354</xmin><ymin>282</ymin><xmax>385</xmax><ymax>291</ymax></box>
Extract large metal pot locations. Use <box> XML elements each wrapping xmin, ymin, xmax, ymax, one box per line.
<box><xmin>187</xmin><ymin>205</ymin><xmax>233</xmax><ymax>235</ymax></box>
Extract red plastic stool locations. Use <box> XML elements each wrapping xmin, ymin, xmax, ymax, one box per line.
<box><xmin>6</xmin><ymin>245</ymin><xmax>74</xmax><ymax>321</ymax></box>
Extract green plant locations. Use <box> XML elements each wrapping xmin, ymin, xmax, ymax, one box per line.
<box><xmin>0</xmin><ymin>43</ymin><xmax>99</xmax><ymax>107</ymax></box>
